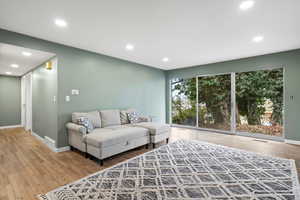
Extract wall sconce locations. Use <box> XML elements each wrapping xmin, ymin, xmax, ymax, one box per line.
<box><xmin>45</xmin><ymin>61</ymin><xmax>52</xmax><ymax>70</ymax></box>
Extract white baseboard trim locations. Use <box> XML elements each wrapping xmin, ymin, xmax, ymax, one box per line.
<box><xmin>285</xmin><ymin>139</ymin><xmax>300</xmax><ymax>145</ymax></box>
<box><xmin>31</xmin><ymin>131</ymin><xmax>70</xmax><ymax>152</ymax></box>
<box><xmin>0</xmin><ymin>124</ymin><xmax>22</xmax><ymax>129</ymax></box>
<box><xmin>56</xmin><ymin>146</ymin><xmax>71</xmax><ymax>152</ymax></box>
<box><xmin>31</xmin><ymin>131</ymin><xmax>44</xmax><ymax>141</ymax></box>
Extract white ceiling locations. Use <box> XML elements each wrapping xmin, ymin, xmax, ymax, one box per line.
<box><xmin>0</xmin><ymin>0</ymin><xmax>299</xmax><ymax>70</ymax></box>
<box><xmin>0</xmin><ymin>43</ymin><xmax>55</xmax><ymax>76</ymax></box>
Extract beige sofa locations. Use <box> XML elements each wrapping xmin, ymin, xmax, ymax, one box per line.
<box><xmin>66</xmin><ymin>109</ymin><xmax>170</xmax><ymax>165</ymax></box>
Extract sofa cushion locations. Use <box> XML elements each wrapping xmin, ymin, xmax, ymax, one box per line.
<box><xmin>100</xmin><ymin>109</ymin><xmax>121</xmax><ymax>127</ymax></box>
<box><xmin>82</xmin><ymin>128</ymin><xmax>112</xmax><ymax>142</ymax></box>
<box><xmin>72</xmin><ymin>111</ymin><xmax>101</xmax><ymax>128</ymax></box>
<box><xmin>120</xmin><ymin>108</ymin><xmax>136</xmax><ymax>124</ymax></box>
<box><xmin>105</xmin><ymin>124</ymin><xmax>133</xmax><ymax>130</ymax></box>
<box><xmin>134</xmin><ymin>122</ymin><xmax>170</xmax><ymax>135</ymax></box>
<box><xmin>85</xmin><ymin>127</ymin><xmax>148</xmax><ymax>148</ymax></box>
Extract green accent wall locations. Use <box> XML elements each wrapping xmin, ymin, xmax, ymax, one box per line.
<box><xmin>0</xmin><ymin>29</ymin><xmax>166</xmax><ymax>147</ymax></box>
<box><xmin>166</xmin><ymin>49</ymin><xmax>300</xmax><ymax>141</ymax></box>
<box><xmin>0</xmin><ymin>75</ymin><xmax>21</xmax><ymax>126</ymax></box>
<box><xmin>56</xmin><ymin>46</ymin><xmax>166</xmax><ymax>148</ymax></box>
<box><xmin>32</xmin><ymin>58</ymin><xmax>58</xmax><ymax>142</ymax></box>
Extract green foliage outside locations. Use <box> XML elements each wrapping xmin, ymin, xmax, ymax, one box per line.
<box><xmin>171</xmin><ymin>69</ymin><xmax>283</xmax><ymax>135</ymax></box>
<box><xmin>172</xmin><ymin>78</ymin><xmax>197</xmax><ymax>126</ymax></box>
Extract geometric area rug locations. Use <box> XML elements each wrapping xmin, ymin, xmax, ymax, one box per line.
<box><xmin>38</xmin><ymin>140</ymin><xmax>300</xmax><ymax>200</ymax></box>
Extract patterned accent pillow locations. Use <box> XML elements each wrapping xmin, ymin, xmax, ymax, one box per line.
<box><xmin>76</xmin><ymin>117</ymin><xmax>94</xmax><ymax>133</ymax></box>
<box><xmin>127</xmin><ymin>112</ymin><xmax>140</xmax><ymax>124</ymax></box>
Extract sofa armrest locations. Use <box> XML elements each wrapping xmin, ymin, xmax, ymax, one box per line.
<box><xmin>66</xmin><ymin>122</ymin><xmax>87</xmax><ymax>134</ymax></box>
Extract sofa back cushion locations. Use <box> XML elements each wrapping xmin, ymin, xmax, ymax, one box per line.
<box><xmin>120</xmin><ymin>108</ymin><xmax>136</xmax><ymax>124</ymax></box>
<box><xmin>72</xmin><ymin>111</ymin><xmax>101</xmax><ymax>128</ymax></box>
<box><xmin>100</xmin><ymin>109</ymin><xmax>121</xmax><ymax>127</ymax></box>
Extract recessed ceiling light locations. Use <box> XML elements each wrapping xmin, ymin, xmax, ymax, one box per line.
<box><xmin>240</xmin><ymin>0</ymin><xmax>255</xmax><ymax>10</ymax></box>
<box><xmin>22</xmin><ymin>51</ymin><xmax>32</xmax><ymax>56</ymax></box>
<box><xmin>55</xmin><ymin>19</ymin><xmax>68</xmax><ymax>27</ymax></box>
<box><xmin>125</xmin><ymin>44</ymin><xmax>134</xmax><ymax>51</ymax></box>
<box><xmin>162</xmin><ymin>57</ymin><xmax>169</xmax><ymax>62</ymax></box>
<box><xmin>6</xmin><ymin>72</ymin><xmax>12</xmax><ymax>75</ymax></box>
<box><xmin>11</xmin><ymin>64</ymin><xmax>19</xmax><ymax>68</ymax></box>
<box><xmin>252</xmin><ymin>35</ymin><xmax>264</xmax><ymax>43</ymax></box>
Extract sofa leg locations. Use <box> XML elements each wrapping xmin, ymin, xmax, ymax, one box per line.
<box><xmin>145</xmin><ymin>144</ymin><xmax>149</xmax><ymax>149</ymax></box>
<box><xmin>85</xmin><ymin>152</ymin><xmax>88</xmax><ymax>158</ymax></box>
<box><xmin>70</xmin><ymin>146</ymin><xmax>74</xmax><ymax>151</ymax></box>
<box><xmin>98</xmin><ymin>159</ymin><xmax>103</xmax><ymax>166</ymax></box>
<box><xmin>152</xmin><ymin>143</ymin><xmax>155</xmax><ymax>149</ymax></box>
<box><xmin>166</xmin><ymin>138</ymin><xmax>169</xmax><ymax>144</ymax></box>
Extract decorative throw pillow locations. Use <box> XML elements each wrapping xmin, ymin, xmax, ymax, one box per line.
<box><xmin>76</xmin><ymin>117</ymin><xmax>94</xmax><ymax>133</ymax></box>
<box><xmin>72</xmin><ymin>111</ymin><xmax>101</xmax><ymax>128</ymax></box>
<box><xmin>120</xmin><ymin>108</ymin><xmax>137</xmax><ymax>124</ymax></box>
<box><xmin>127</xmin><ymin>112</ymin><xmax>140</xmax><ymax>124</ymax></box>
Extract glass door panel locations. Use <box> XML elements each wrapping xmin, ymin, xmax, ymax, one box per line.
<box><xmin>236</xmin><ymin>68</ymin><xmax>283</xmax><ymax>137</ymax></box>
<box><xmin>197</xmin><ymin>74</ymin><xmax>231</xmax><ymax>131</ymax></box>
<box><xmin>171</xmin><ymin>78</ymin><xmax>197</xmax><ymax>126</ymax></box>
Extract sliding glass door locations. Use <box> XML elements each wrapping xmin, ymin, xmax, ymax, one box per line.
<box><xmin>197</xmin><ymin>74</ymin><xmax>231</xmax><ymax>131</ymax></box>
<box><xmin>170</xmin><ymin>67</ymin><xmax>284</xmax><ymax>139</ymax></box>
<box><xmin>171</xmin><ymin>78</ymin><xmax>197</xmax><ymax>126</ymax></box>
<box><xmin>235</xmin><ymin>68</ymin><xmax>283</xmax><ymax>137</ymax></box>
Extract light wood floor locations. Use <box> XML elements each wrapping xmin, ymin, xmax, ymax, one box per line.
<box><xmin>1</xmin><ymin>127</ymin><xmax>300</xmax><ymax>200</ymax></box>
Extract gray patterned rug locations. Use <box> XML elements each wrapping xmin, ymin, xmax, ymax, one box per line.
<box><xmin>39</xmin><ymin>140</ymin><xmax>300</xmax><ymax>200</ymax></box>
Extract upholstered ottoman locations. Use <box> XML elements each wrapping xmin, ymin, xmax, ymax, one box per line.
<box><xmin>134</xmin><ymin>122</ymin><xmax>170</xmax><ymax>148</ymax></box>
<box><xmin>85</xmin><ymin>126</ymin><xmax>149</xmax><ymax>165</ymax></box>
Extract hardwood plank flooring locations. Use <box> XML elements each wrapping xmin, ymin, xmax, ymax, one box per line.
<box><xmin>0</xmin><ymin>127</ymin><xmax>300</xmax><ymax>200</ymax></box>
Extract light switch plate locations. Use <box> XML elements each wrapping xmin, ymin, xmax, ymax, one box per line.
<box><xmin>65</xmin><ymin>96</ymin><xmax>70</xmax><ymax>102</ymax></box>
<box><xmin>71</xmin><ymin>89</ymin><xmax>79</xmax><ymax>95</ymax></box>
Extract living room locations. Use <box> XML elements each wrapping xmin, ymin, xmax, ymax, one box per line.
<box><xmin>0</xmin><ymin>1</ymin><xmax>300</xmax><ymax>199</ymax></box>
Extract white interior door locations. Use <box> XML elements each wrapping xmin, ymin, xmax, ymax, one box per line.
<box><xmin>21</xmin><ymin>76</ymin><xmax>26</xmax><ymax>127</ymax></box>
<box><xmin>21</xmin><ymin>72</ymin><xmax>32</xmax><ymax>131</ymax></box>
